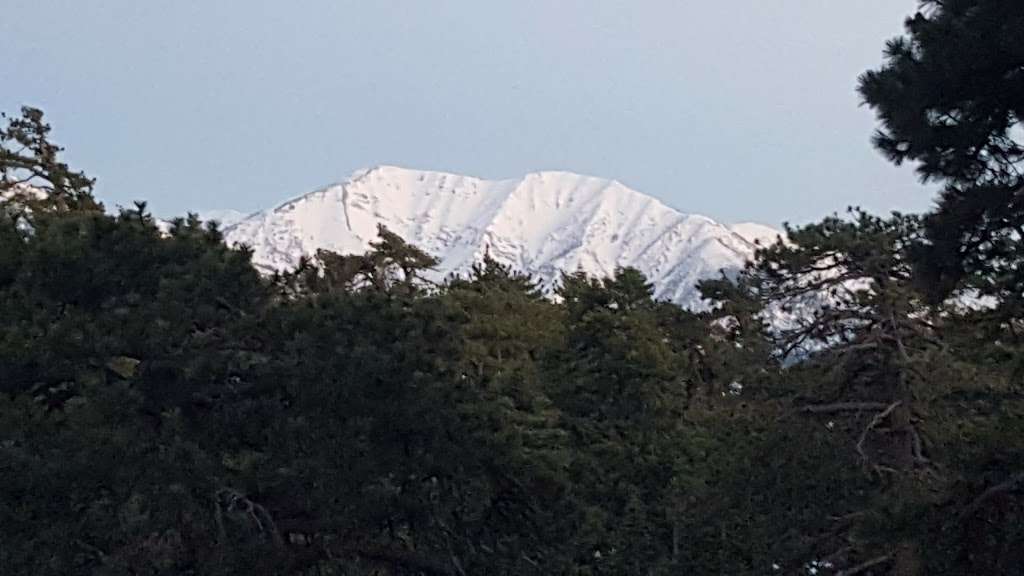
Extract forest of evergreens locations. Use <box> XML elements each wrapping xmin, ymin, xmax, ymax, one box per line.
<box><xmin>1</xmin><ymin>1</ymin><xmax>1022</xmax><ymax>574</ymax></box>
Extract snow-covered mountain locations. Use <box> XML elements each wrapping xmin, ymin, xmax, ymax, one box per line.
<box><xmin>198</xmin><ymin>209</ymin><xmax>248</xmax><ymax>228</ymax></box>
<box><xmin>730</xmin><ymin>222</ymin><xmax>785</xmax><ymax>248</ymax></box>
<box><xmin>223</xmin><ymin>166</ymin><xmax>778</xmax><ymax>309</ymax></box>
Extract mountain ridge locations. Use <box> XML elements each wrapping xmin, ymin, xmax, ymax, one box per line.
<box><xmin>221</xmin><ymin>166</ymin><xmax>779</xmax><ymax>308</ymax></box>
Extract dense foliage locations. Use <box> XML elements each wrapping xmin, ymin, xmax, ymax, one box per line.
<box><xmin>2</xmin><ymin>2</ymin><xmax>1023</xmax><ymax>574</ymax></box>
<box><xmin>859</xmin><ymin>0</ymin><xmax>1024</xmax><ymax>315</ymax></box>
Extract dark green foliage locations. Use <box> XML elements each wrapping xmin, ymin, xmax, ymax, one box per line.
<box><xmin>852</xmin><ymin>7</ymin><xmax>1024</xmax><ymax>569</ymax></box>
<box><xmin>1</xmin><ymin>106</ymin><xmax>100</xmax><ymax>214</ymax></box>
<box><xmin>0</xmin><ymin>205</ymin><xmax>274</xmax><ymax>574</ymax></box>
<box><xmin>0</xmin><ymin>201</ymin><xmax>726</xmax><ymax>574</ymax></box>
<box><xmin>549</xmin><ymin>269</ymin><xmax>719</xmax><ymax>575</ymax></box>
<box><xmin>859</xmin><ymin>0</ymin><xmax>1023</xmax><ymax>188</ymax></box>
<box><xmin>6</xmin><ymin>6</ymin><xmax>1024</xmax><ymax>570</ymax></box>
<box><xmin>281</xmin><ymin>224</ymin><xmax>440</xmax><ymax>297</ymax></box>
<box><xmin>860</xmin><ymin>0</ymin><xmax>1024</xmax><ymax>311</ymax></box>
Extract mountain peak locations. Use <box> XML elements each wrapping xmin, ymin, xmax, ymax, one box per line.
<box><xmin>224</xmin><ymin>167</ymin><xmax>776</xmax><ymax>308</ymax></box>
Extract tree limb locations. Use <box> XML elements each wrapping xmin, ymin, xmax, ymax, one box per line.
<box><xmin>836</xmin><ymin>553</ymin><xmax>892</xmax><ymax>576</ymax></box>
<box><xmin>908</xmin><ymin>424</ymin><xmax>929</xmax><ymax>465</ymax></box>
<box><xmin>800</xmin><ymin>402</ymin><xmax>890</xmax><ymax>414</ymax></box>
<box><xmin>856</xmin><ymin>401</ymin><xmax>901</xmax><ymax>464</ymax></box>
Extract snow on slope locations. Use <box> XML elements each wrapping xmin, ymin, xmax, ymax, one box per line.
<box><xmin>198</xmin><ymin>209</ymin><xmax>248</xmax><ymax>228</ymax></box>
<box><xmin>731</xmin><ymin>222</ymin><xmax>785</xmax><ymax>248</ymax></box>
<box><xmin>224</xmin><ymin>166</ymin><xmax>776</xmax><ymax>309</ymax></box>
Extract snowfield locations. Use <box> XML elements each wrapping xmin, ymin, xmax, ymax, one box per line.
<box><xmin>222</xmin><ymin>166</ymin><xmax>781</xmax><ymax>309</ymax></box>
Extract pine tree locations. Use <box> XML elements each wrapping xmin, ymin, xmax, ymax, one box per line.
<box><xmin>552</xmin><ymin>268</ymin><xmax>713</xmax><ymax>574</ymax></box>
<box><xmin>859</xmin><ymin>0</ymin><xmax>1024</xmax><ymax>310</ymax></box>
<box><xmin>0</xmin><ymin>106</ymin><xmax>99</xmax><ymax>215</ymax></box>
<box><xmin>702</xmin><ymin>211</ymin><xmax>951</xmax><ymax>573</ymax></box>
<box><xmin>859</xmin><ymin>0</ymin><xmax>1023</xmax><ymax>188</ymax></box>
<box><xmin>280</xmin><ymin>224</ymin><xmax>439</xmax><ymax>297</ymax></box>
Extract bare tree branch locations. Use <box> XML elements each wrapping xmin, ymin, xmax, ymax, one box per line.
<box><xmin>856</xmin><ymin>401</ymin><xmax>901</xmax><ymax>464</ymax></box>
<box><xmin>800</xmin><ymin>402</ymin><xmax>890</xmax><ymax>414</ymax></box>
<box><xmin>836</xmin><ymin>553</ymin><xmax>893</xmax><ymax>576</ymax></box>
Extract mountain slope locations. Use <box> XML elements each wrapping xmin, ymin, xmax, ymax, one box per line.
<box><xmin>730</xmin><ymin>222</ymin><xmax>785</xmax><ymax>248</ymax></box>
<box><xmin>224</xmin><ymin>166</ymin><xmax>774</xmax><ymax>308</ymax></box>
<box><xmin>198</xmin><ymin>209</ymin><xmax>248</xmax><ymax>228</ymax></box>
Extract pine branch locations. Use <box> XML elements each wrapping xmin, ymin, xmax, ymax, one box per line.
<box><xmin>856</xmin><ymin>401</ymin><xmax>901</xmax><ymax>464</ymax></box>
<box><xmin>799</xmin><ymin>402</ymin><xmax>890</xmax><ymax>414</ymax></box>
<box><xmin>836</xmin><ymin>553</ymin><xmax>892</xmax><ymax>576</ymax></box>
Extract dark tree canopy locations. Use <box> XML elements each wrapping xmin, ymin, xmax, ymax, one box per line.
<box><xmin>0</xmin><ymin>106</ymin><xmax>99</xmax><ymax>214</ymax></box>
<box><xmin>859</xmin><ymin>0</ymin><xmax>1024</xmax><ymax>188</ymax></box>
<box><xmin>6</xmin><ymin>4</ymin><xmax>1024</xmax><ymax>571</ymax></box>
<box><xmin>860</xmin><ymin>0</ymin><xmax>1024</xmax><ymax>305</ymax></box>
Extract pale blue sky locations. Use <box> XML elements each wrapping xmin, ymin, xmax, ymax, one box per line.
<box><xmin>1</xmin><ymin>1</ymin><xmax>932</xmax><ymax>226</ymax></box>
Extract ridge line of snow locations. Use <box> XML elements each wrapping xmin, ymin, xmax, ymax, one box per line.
<box><xmin>222</xmin><ymin>165</ymin><xmax>781</xmax><ymax>309</ymax></box>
